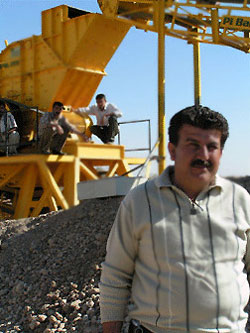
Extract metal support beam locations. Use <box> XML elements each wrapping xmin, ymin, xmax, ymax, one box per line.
<box><xmin>79</xmin><ymin>161</ymin><xmax>99</xmax><ymax>180</ymax></box>
<box><xmin>14</xmin><ymin>164</ymin><xmax>37</xmax><ymax>219</ymax></box>
<box><xmin>0</xmin><ymin>144</ymin><xmax>142</xmax><ymax>218</ymax></box>
<box><xmin>193</xmin><ymin>41</ymin><xmax>201</xmax><ymax>106</ymax></box>
<box><xmin>30</xmin><ymin>163</ymin><xmax>65</xmax><ymax>217</ymax></box>
<box><xmin>37</xmin><ymin>160</ymin><xmax>69</xmax><ymax>210</ymax></box>
<box><xmin>158</xmin><ymin>0</ymin><xmax>166</xmax><ymax>174</ymax></box>
<box><xmin>211</xmin><ymin>9</ymin><xmax>219</xmax><ymax>44</ymax></box>
<box><xmin>63</xmin><ymin>157</ymin><xmax>80</xmax><ymax>207</ymax></box>
<box><xmin>106</xmin><ymin>161</ymin><xmax>119</xmax><ymax>177</ymax></box>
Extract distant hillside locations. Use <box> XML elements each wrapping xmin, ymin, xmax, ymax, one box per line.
<box><xmin>227</xmin><ymin>176</ymin><xmax>250</xmax><ymax>194</ymax></box>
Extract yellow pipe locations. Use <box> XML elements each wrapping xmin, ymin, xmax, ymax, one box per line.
<box><xmin>193</xmin><ymin>41</ymin><xmax>201</xmax><ymax>106</ymax></box>
<box><xmin>158</xmin><ymin>0</ymin><xmax>166</xmax><ymax>174</ymax></box>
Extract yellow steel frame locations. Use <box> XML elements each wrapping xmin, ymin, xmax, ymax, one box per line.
<box><xmin>104</xmin><ymin>0</ymin><xmax>250</xmax><ymax>53</ymax></box>
<box><xmin>0</xmin><ymin>142</ymin><xmax>138</xmax><ymax>219</ymax></box>
<box><xmin>99</xmin><ymin>0</ymin><xmax>250</xmax><ymax>173</ymax></box>
<box><xmin>0</xmin><ymin>5</ymin><xmax>131</xmax><ymax>111</ymax></box>
<box><xmin>2</xmin><ymin>0</ymin><xmax>247</xmax><ymax>219</ymax></box>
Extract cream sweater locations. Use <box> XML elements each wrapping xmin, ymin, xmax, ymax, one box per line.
<box><xmin>100</xmin><ymin>167</ymin><xmax>250</xmax><ymax>332</ymax></box>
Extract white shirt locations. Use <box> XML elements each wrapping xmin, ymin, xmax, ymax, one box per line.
<box><xmin>77</xmin><ymin>102</ymin><xmax>122</xmax><ymax>126</ymax></box>
<box><xmin>0</xmin><ymin>112</ymin><xmax>17</xmax><ymax>133</ymax></box>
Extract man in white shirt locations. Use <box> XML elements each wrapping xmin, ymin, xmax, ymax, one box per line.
<box><xmin>73</xmin><ymin>93</ymin><xmax>122</xmax><ymax>144</ymax></box>
<box><xmin>0</xmin><ymin>100</ymin><xmax>20</xmax><ymax>155</ymax></box>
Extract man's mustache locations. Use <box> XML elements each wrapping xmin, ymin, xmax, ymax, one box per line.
<box><xmin>191</xmin><ymin>159</ymin><xmax>212</xmax><ymax>168</ymax></box>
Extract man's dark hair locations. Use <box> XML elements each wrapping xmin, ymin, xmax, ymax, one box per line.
<box><xmin>168</xmin><ymin>105</ymin><xmax>229</xmax><ymax>148</ymax></box>
<box><xmin>96</xmin><ymin>93</ymin><xmax>106</xmax><ymax>101</ymax></box>
<box><xmin>52</xmin><ymin>101</ymin><xmax>63</xmax><ymax>109</ymax></box>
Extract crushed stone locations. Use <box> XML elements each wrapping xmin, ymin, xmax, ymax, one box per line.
<box><xmin>0</xmin><ymin>197</ymin><xmax>124</xmax><ymax>333</ymax></box>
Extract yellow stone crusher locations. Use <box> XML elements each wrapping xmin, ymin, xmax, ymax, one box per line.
<box><xmin>0</xmin><ymin>4</ymin><xmax>144</xmax><ymax>219</ymax></box>
<box><xmin>1</xmin><ymin>0</ymin><xmax>250</xmax><ymax>219</ymax></box>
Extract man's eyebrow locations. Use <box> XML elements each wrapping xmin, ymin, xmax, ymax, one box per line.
<box><xmin>185</xmin><ymin>137</ymin><xmax>199</xmax><ymax>142</ymax></box>
<box><xmin>185</xmin><ymin>137</ymin><xmax>219</xmax><ymax>145</ymax></box>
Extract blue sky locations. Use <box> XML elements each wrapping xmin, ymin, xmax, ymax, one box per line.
<box><xmin>0</xmin><ymin>0</ymin><xmax>250</xmax><ymax>176</ymax></box>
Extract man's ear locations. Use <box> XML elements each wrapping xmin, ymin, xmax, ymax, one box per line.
<box><xmin>168</xmin><ymin>142</ymin><xmax>176</xmax><ymax>161</ymax></box>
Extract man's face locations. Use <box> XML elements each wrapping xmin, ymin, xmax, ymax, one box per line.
<box><xmin>168</xmin><ymin>124</ymin><xmax>222</xmax><ymax>197</ymax></box>
<box><xmin>52</xmin><ymin>105</ymin><xmax>63</xmax><ymax>118</ymax></box>
<box><xmin>96</xmin><ymin>97</ymin><xmax>106</xmax><ymax>111</ymax></box>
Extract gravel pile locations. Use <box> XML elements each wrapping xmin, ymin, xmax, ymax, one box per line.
<box><xmin>0</xmin><ymin>176</ymin><xmax>249</xmax><ymax>333</ymax></box>
<box><xmin>0</xmin><ymin>197</ymin><xmax>124</xmax><ymax>333</ymax></box>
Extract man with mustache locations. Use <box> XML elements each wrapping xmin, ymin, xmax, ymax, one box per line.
<box><xmin>39</xmin><ymin>101</ymin><xmax>87</xmax><ymax>154</ymax></box>
<box><xmin>100</xmin><ymin>105</ymin><xmax>250</xmax><ymax>332</ymax></box>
